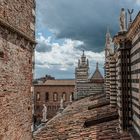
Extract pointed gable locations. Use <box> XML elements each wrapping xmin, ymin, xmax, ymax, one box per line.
<box><xmin>90</xmin><ymin>62</ymin><xmax>104</xmax><ymax>83</ymax></box>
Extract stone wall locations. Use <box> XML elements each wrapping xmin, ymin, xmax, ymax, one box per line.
<box><xmin>0</xmin><ymin>0</ymin><xmax>35</xmax><ymax>38</ymax></box>
<box><xmin>0</xmin><ymin>0</ymin><xmax>35</xmax><ymax>139</ymax></box>
<box><xmin>113</xmin><ymin>11</ymin><xmax>140</xmax><ymax>136</ymax></box>
<box><xmin>76</xmin><ymin>82</ymin><xmax>104</xmax><ymax>99</ymax></box>
<box><xmin>130</xmin><ymin>25</ymin><xmax>140</xmax><ymax>135</ymax></box>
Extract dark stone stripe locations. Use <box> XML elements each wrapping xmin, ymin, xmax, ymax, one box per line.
<box><xmin>132</xmin><ymin>87</ymin><xmax>139</xmax><ymax>93</ymax></box>
<box><xmin>133</xmin><ymin>109</ymin><xmax>140</xmax><ymax>119</ymax></box>
<box><xmin>131</xmin><ymin>79</ymin><xmax>139</xmax><ymax>83</ymax></box>
<box><xmin>131</xmin><ymin>69</ymin><xmax>140</xmax><ymax>75</ymax></box>
<box><xmin>132</xmin><ymin>96</ymin><xmax>139</xmax><ymax>102</ymax></box>
<box><xmin>132</xmin><ymin>35</ymin><xmax>140</xmax><ymax>47</ymax></box>
<box><xmin>131</xmin><ymin>57</ymin><xmax>140</xmax><ymax>66</ymax></box>
<box><xmin>132</xmin><ymin>119</ymin><xmax>140</xmax><ymax>133</ymax></box>
<box><xmin>131</xmin><ymin>36</ymin><xmax>140</xmax><ymax>57</ymax></box>
<box><xmin>132</xmin><ymin>102</ymin><xmax>140</xmax><ymax>111</ymax></box>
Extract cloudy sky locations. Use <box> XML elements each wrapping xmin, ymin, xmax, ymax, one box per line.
<box><xmin>35</xmin><ymin>0</ymin><xmax>140</xmax><ymax>79</ymax></box>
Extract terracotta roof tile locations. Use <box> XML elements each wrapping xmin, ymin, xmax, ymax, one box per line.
<box><xmin>90</xmin><ymin>69</ymin><xmax>104</xmax><ymax>80</ymax></box>
<box><xmin>34</xmin><ymin>94</ymin><xmax>131</xmax><ymax>140</ymax></box>
<box><xmin>43</xmin><ymin>79</ymin><xmax>75</xmax><ymax>86</ymax></box>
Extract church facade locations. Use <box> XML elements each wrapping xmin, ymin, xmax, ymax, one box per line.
<box><xmin>105</xmin><ymin>9</ymin><xmax>140</xmax><ymax>137</ymax></box>
<box><xmin>75</xmin><ymin>51</ymin><xmax>104</xmax><ymax>100</ymax></box>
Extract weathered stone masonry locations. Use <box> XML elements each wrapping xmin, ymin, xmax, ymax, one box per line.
<box><xmin>0</xmin><ymin>0</ymin><xmax>35</xmax><ymax>38</ymax></box>
<box><xmin>0</xmin><ymin>0</ymin><xmax>35</xmax><ymax>140</ymax></box>
<box><xmin>107</xmin><ymin>10</ymin><xmax>140</xmax><ymax>137</ymax></box>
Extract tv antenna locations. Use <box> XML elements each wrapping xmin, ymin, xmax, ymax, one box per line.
<box><xmin>128</xmin><ymin>9</ymin><xmax>134</xmax><ymax>23</ymax></box>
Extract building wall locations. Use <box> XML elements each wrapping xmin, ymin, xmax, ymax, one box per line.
<box><xmin>109</xmin><ymin>56</ymin><xmax>117</xmax><ymax>107</ymax></box>
<box><xmin>131</xmin><ymin>29</ymin><xmax>140</xmax><ymax>135</ymax></box>
<box><xmin>34</xmin><ymin>85</ymin><xmax>74</xmax><ymax>123</ymax></box>
<box><xmin>0</xmin><ymin>0</ymin><xmax>35</xmax><ymax>140</ymax></box>
<box><xmin>0</xmin><ymin>0</ymin><xmax>35</xmax><ymax>38</ymax></box>
<box><xmin>117</xmin><ymin>42</ymin><xmax>131</xmax><ymax>130</ymax></box>
<box><xmin>112</xmin><ymin>11</ymin><xmax>140</xmax><ymax>136</ymax></box>
<box><xmin>75</xmin><ymin>67</ymin><xmax>89</xmax><ymax>99</ymax></box>
<box><xmin>76</xmin><ymin>82</ymin><xmax>104</xmax><ymax>99</ymax></box>
<box><xmin>105</xmin><ymin>61</ymin><xmax>110</xmax><ymax>100</ymax></box>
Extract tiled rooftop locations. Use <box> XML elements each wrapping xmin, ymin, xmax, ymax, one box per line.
<box><xmin>34</xmin><ymin>94</ymin><xmax>132</xmax><ymax>140</ymax></box>
<box><xmin>36</xmin><ymin>79</ymin><xmax>75</xmax><ymax>86</ymax></box>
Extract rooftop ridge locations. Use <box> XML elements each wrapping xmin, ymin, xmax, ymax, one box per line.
<box><xmin>88</xmin><ymin>101</ymin><xmax>110</xmax><ymax>110</ymax></box>
<box><xmin>83</xmin><ymin>114</ymin><xmax>119</xmax><ymax>128</ymax></box>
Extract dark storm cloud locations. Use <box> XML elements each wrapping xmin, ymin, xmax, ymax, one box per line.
<box><xmin>36</xmin><ymin>0</ymin><xmax>139</xmax><ymax>52</ymax></box>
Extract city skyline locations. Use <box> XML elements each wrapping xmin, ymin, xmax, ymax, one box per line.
<box><xmin>35</xmin><ymin>0</ymin><xmax>139</xmax><ymax>79</ymax></box>
<box><xmin>1</xmin><ymin>1</ymin><xmax>140</xmax><ymax>139</ymax></box>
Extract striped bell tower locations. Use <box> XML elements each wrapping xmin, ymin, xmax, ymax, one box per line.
<box><xmin>104</xmin><ymin>28</ymin><xmax>113</xmax><ymax>100</ymax></box>
<box><xmin>75</xmin><ymin>51</ymin><xmax>89</xmax><ymax>99</ymax></box>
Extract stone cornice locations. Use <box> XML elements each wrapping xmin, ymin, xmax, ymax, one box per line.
<box><xmin>0</xmin><ymin>18</ymin><xmax>36</xmax><ymax>45</ymax></box>
<box><xmin>127</xmin><ymin>11</ymin><xmax>140</xmax><ymax>40</ymax></box>
<box><xmin>0</xmin><ymin>25</ymin><xmax>35</xmax><ymax>51</ymax></box>
<box><xmin>113</xmin><ymin>11</ymin><xmax>140</xmax><ymax>43</ymax></box>
<box><xmin>113</xmin><ymin>32</ymin><xmax>127</xmax><ymax>44</ymax></box>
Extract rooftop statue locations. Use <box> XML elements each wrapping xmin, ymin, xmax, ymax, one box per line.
<box><xmin>41</xmin><ymin>104</ymin><xmax>48</xmax><ymax>122</ymax></box>
<box><xmin>60</xmin><ymin>97</ymin><xmax>64</xmax><ymax>110</ymax></box>
<box><xmin>120</xmin><ymin>8</ymin><xmax>126</xmax><ymax>32</ymax></box>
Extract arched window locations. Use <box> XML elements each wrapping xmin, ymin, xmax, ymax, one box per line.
<box><xmin>53</xmin><ymin>92</ymin><xmax>58</xmax><ymax>101</ymax></box>
<box><xmin>45</xmin><ymin>92</ymin><xmax>49</xmax><ymax>101</ymax></box>
<box><xmin>36</xmin><ymin>92</ymin><xmax>40</xmax><ymax>101</ymax></box>
<box><xmin>62</xmin><ymin>92</ymin><xmax>66</xmax><ymax>101</ymax></box>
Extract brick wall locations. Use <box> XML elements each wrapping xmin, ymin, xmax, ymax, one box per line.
<box><xmin>0</xmin><ymin>0</ymin><xmax>35</xmax><ymax>139</ymax></box>
<box><xmin>34</xmin><ymin>85</ymin><xmax>74</xmax><ymax>123</ymax></box>
<box><xmin>0</xmin><ymin>0</ymin><xmax>35</xmax><ymax>38</ymax></box>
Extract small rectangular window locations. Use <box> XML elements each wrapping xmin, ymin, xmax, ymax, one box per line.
<box><xmin>45</xmin><ymin>92</ymin><xmax>49</xmax><ymax>101</ymax></box>
<box><xmin>0</xmin><ymin>51</ymin><xmax>4</xmax><ymax>59</ymax></box>
<box><xmin>71</xmin><ymin>92</ymin><xmax>74</xmax><ymax>100</ymax></box>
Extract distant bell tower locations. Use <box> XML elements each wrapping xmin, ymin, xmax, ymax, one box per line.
<box><xmin>75</xmin><ymin>51</ymin><xmax>89</xmax><ymax>99</ymax></box>
<box><xmin>76</xmin><ymin>50</ymin><xmax>89</xmax><ymax>83</ymax></box>
<box><xmin>104</xmin><ymin>28</ymin><xmax>113</xmax><ymax>100</ymax></box>
<box><xmin>105</xmin><ymin>28</ymin><xmax>113</xmax><ymax>60</ymax></box>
